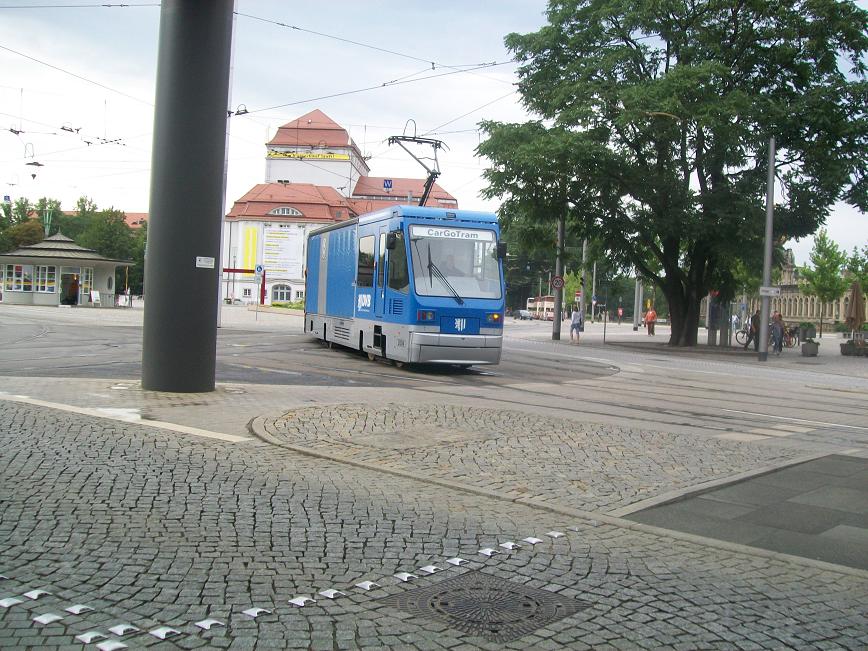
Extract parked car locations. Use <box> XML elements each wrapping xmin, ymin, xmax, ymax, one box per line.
<box><xmin>517</xmin><ymin>309</ymin><xmax>533</xmax><ymax>320</ymax></box>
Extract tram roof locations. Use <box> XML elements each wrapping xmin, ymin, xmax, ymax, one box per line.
<box><xmin>308</xmin><ymin>205</ymin><xmax>498</xmax><ymax>237</ymax></box>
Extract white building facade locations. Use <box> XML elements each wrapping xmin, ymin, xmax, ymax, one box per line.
<box><xmin>222</xmin><ymin>109</ymin><xmax>458</xmax><ymax>306</ymax></box>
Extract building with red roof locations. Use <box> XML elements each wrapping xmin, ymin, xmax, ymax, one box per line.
<box><xmin>223</xmin><ymin>109</ymin><xmax>460</xmax><ymax>305</ymax></box>
<box><xmin>265</xmin><ymin>109</ymin><xmax>370</xmax><ymax>194</ymax></box>
<box><xmin>349</xmin><ymin>176</ymin><xmax>457</xmax><ymax>214</ymax></box>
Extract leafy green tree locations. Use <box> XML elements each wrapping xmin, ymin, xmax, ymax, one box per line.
<box><xmin>75</xmin><ymin>196</ymin><xmax>98</xmax><ymax>217</ymax></box>
<box><xmin>800</xmin><ymin>230</ymin><xmax>850</xmax><ymax>336</ymax></box>
<box><xmin>33</xmin><ymin>197</ymin><xmax>62</xmax><ymax>236</ymax></box>
<box><xmin>78</xmin><ymin>208</ymin><xmax>134</xmax><ymax>261</ymax></box>
<box><xmin>480</xmin><ymin>0</ymin><xmax>867</xmax><ymax>346</ymax></box>
<box><xmin>847</xmin><ymin>245</ymin><xmax>868</xmax><ymax>292</ymax></box>
<box><xmin>0</xmin><ymin>220</ymin><xmax>44</xmax><ymax>252</ymax></box>
<box><xmin>10</xmin><ymin>198</ymin><xmax>31</xmax><ymax>224</ymax></box>
<box><xmin>0</xmin><ymin>201</ymin><xmax>11</xmax><ymax>232</ymax></box>
<box><xmin>127</xmin><ymin>221</ymin><xmax>147</xmax><ymax>294</ymax></box>
<box><xmin>54</xmin><ymin>196</ymin><xmax>99</xmax><ymax>240</ymax></box>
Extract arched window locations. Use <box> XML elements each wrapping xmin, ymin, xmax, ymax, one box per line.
<box><xmin>271</xmin><ymin>284</ymin><xmax>292</xmax><ymax>302</ymax></box>
<box><xmin>267</xmin><ymin>207</ymin><xmax>303</xmax><ymax>216</ymax></box>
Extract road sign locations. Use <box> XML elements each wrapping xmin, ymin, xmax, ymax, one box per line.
<box><xmin>255</xmin><ymin>264</ymin><xmax>264</xmax><ymax>275</ymax></box>
<box><xmin>759</xmin><ymin>286</ymin><xmax>781</xmax><ymax>297</ymax></box>
<box><xmin>383</xmin><ymin>179</ymin><xmax>393</xmax><ymax>190</ymax></box>
<box><xmin>551</xmin><ymin>275</ymin><xmax>564</xmax><ymax>290</ymax></box>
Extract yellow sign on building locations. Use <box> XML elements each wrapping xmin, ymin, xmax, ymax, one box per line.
<box><xmin>242</xmin><ymin>226</ymin><xmax>258</xmax><ymax>276</ymax></box>
<box><xmin>267</xmin><ymin>150</ymin><xmax>350</xmax><ymax>161</ymax></box>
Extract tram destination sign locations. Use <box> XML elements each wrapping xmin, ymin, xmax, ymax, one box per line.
<box><xmin>409</xmin><ymin>226</ymin><xmax>494</xmax><ymax>241</ymax></box>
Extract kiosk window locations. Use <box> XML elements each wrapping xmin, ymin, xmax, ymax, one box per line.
<box><xmin>357</xmin><ymin>235</ymin><xmax>375</xmax><ymax>287</ymax></box>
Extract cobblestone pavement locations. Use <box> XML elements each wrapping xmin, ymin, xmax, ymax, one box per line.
<box><xmin>256</xmin><ymin>403</ymin><xmax>810</xmax><ymax>513</ymax></box>
<box><xmin>2</xmin><ymin>401</ymin><xmax>867</xmax><ymax>650</ymax></box>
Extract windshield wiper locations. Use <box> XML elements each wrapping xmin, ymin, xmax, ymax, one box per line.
<box><xmin>411</xmin><ymin>237</ymin><xmax>464</xmax><ymax>304</ymax></box>
<box><xmin>427</xmin><ymin>243</ymin><xmax>464</xmax><ymax>305</ymax></box>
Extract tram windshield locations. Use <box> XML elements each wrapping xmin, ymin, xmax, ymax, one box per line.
<box><xmin>408</xmin><ymin>225</ymin><xmax>502</xmax><ymax>300</ymax></box>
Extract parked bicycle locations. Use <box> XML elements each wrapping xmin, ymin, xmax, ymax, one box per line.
<box><xmin>735</xmin><ymin>324</ymin><xmax>798</xmax><ymax>348</ymax></box>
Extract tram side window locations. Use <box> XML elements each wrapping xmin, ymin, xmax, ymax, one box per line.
<box><xmin>387</xmin><ymin>231</ymin><xmax>409</xmax><ymax>293</ymax></box>
<box><xmin>378</xmin><ymin>233</ymin><xmax>386</xmax><ymax>287</ymax></box>
<box><xmin>357</xmin><ymin>235</ymin><xmax>375</xmax><ymax>287</ymax></box>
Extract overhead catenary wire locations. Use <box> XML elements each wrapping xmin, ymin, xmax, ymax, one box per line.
<box><xmin>0</xmin><ymin>3</ymin><xmax>157</xmax><ymax>7</ymax></box>
<box><xmin>421</xmin><ymin>90</ymin><xmax>518</xmax><ymax>136</ymax></box>
<box><xmin>234</xmin><ymin>11</ymin><xmax>514</xmax><ymax>87</ymax></box>
<box><xmin>0</xmin><ymin>44</ymin><xmax>153</xmax><ymax>106</ymax></box>
<box><xmin>248</xmin><ymin>61</ymin><xmax>514</xmax><ymax>114</ymax></box>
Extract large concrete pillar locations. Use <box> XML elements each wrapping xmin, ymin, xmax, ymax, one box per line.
<box><xmin>142</xmin><ymin>1</ymin><xmax>235</xmax><ymax>392</ymax></box>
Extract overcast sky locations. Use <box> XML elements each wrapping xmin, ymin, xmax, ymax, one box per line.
<box><xmin>0</xmin><ymin>0</ymin><xmax>864</xmax><ymax>265</ymax></box>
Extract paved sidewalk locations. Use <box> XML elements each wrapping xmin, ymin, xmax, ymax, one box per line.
<box><xmin>1</xmin><ymin>400</ymin><xmax>867</xmax><ymax>651</ymax></box>
<box><xmin>1</xmin><ymin>304</ymin><xmax>867</xmax><ymax>649</ymax></box>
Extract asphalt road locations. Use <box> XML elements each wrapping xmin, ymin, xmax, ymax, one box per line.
<box><xmin>0</xmin><ymin>308</ymin><xmax>618</xmax><ymax>387</ymax></box>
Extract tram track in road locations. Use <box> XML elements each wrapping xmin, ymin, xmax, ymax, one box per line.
<box><xmin>0</xmin><ymin>322</ymin><xmax>50</xmax><ymax>347</ymax></box>
<box><xmin>227</xmin><ymin>341</ymin><xmax>867</xmax><ymax>434</ymax></box>
<box><xmin>223</xmin><ymin>346</ymin><xmax>858</xmax><ymax>447</ymax></box>
<box><xmin>588</xmin><ymin>373</ymin><xmax>868</xmax><ymax>424</ymax></box>
<box><xmin>411</xmin><ymin>381</ymin><xmax>867</xmax><ymax>449</ymax></box>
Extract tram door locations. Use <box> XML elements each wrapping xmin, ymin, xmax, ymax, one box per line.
<box><xmin>374</xmin><ymin>229</ymin><xmax>386</xmax><ymax>319</ymax></box>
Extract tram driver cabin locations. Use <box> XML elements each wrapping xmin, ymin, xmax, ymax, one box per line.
<box><xmin>304</xmin><ymin>206</ymin><xmax>506</xmax><ymax>366</ymax></box>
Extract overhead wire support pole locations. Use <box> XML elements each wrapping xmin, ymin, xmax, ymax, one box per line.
<box><xmin>387</xmin><ymin>134</ymin><xmax>447</xmax><ymax>206</ymax></box>
<box><xmin>758</xmin><ymin>136</ymin><xmax>776</xmax><ymax>363</ymax></box>
<box><xmin>142</xmin><ymin>0</ymin><xmax>235</xmax><ymax>393</ymax></box>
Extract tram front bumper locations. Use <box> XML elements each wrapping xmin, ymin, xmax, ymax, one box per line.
<box><xmin>409</xmin><ymin>332</ymin><xmax>503</xmax><ymax>365</ymax></box>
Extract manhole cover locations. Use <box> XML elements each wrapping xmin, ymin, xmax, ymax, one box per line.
<box><xmin>379</xmin><ymin>571</ymin><xmax>590</xmax><ymax>642</ymax></box>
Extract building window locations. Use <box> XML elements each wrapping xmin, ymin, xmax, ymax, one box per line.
<box><xmin>35</xmin><ymin>266</ymin><xmax>57</xmax><ymax>293</ymax></box>
<box><xmin>271</xmin><ymin>284</ymin><xmax>292</xmax><ymax>302</ymax></box>
<box><xmin>294</xmin><ymin>290</ymin><xmax>305</xmax><ymax>301</ymax></box>
<box><xmin>357</xmin><ymin>235</ymin><xmax>375</xmax><ymax>287</ymax></box>
<box><xmin>243</xmin><ymin>288</ymin><xmax>252</xmax><ymax>298</ymax></box>
<box><xmin>268</xmin><ymin>206</ymin><xmax>303</xmax><ymax>216</ymax></box>
<box><xmin>4</xmin><ymin>264</ymin><xmax>33</xmax><ymax>292</ymax></box>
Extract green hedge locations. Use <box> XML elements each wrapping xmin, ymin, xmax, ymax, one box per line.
<box><xmin>271</xmin><ymin>300</ymin><xmax>305</xmax><ymax>310</ymax></box>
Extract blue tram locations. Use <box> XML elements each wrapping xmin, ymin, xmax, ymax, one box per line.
<box><xmin>304</xmin><ymin>205</ymin><xmax>505</xmax><ymax>366</ymax></box>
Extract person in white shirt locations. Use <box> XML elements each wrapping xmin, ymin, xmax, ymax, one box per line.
<box><xmin>570</xmin><ymin>305</ymin><xmax>584</xmax><ymax>343</ymax></box>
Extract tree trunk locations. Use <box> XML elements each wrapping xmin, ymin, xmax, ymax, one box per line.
<box><xmin>664</xmin><ymin>284</ymin><xmax>702</xmax><ymax>346</ymax></box>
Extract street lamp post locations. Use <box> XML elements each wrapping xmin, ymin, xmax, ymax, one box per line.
<box><xmin>758</xmin><ymin>136</ymin><xmax>776</xmax><ymax>362</ymax></box>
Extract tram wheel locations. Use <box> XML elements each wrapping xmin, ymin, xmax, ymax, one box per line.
<box><xmin>367</xmin><ymin>352</ymin><xmax>376</xmax><ymax>361</ymax></box>
<box><xmin>392</xmin><ymin>360</ymin><xmax>405</xmax><ymax>368</ymax></box>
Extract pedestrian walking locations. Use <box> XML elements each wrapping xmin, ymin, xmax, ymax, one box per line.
<box><xmin>744</xmin><ymin>309</ymin><xmax>761</xmax><ymax>351</ymax></box>
<box><xmin>770</xmin><ymin>311</ymin><xmax>785</xmax><ymax>355</ymax></box>
<box><xmin>645</xmin><ymin>306</ymin><xmax>657</xmax><ymax>335</ymax></box>
<box><xmin>570</xmin><ymin>304</ymin><xmax>584</xmax><ymax>343</ymax></box>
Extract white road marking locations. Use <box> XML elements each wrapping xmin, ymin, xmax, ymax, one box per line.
<box><xmin>771</xmin><ymin>424</ymin><xmax>815</xmax><ymax>433</ymax></box>
<box><xmin>722</xmin><ymin>409</ymin><xmax>868</xmax><ymax>432</ymax></box>
<box><xmin>749</xmin><ymin>428</ymin><xmax>797</xmax><ymax>437</ymax></box>
<box><xmin>0</xmin><ymin>394</ymin><xmax>251</xmax><ymax>443</ymax></box>
<box><xmin>715</xmin><ymin>433</ymin><xmax>770</xmax><ymax>442</ymax></box>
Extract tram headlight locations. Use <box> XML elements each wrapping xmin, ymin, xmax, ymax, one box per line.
<box><xmin>417</xmin><ymin>310</ymin><xmax>436</xmax><ymax>322</ymax></box>
<box><xmin>486</xmin><ymin>312</ymin><xmax>502</xmax><ymax>323</ymax></box>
